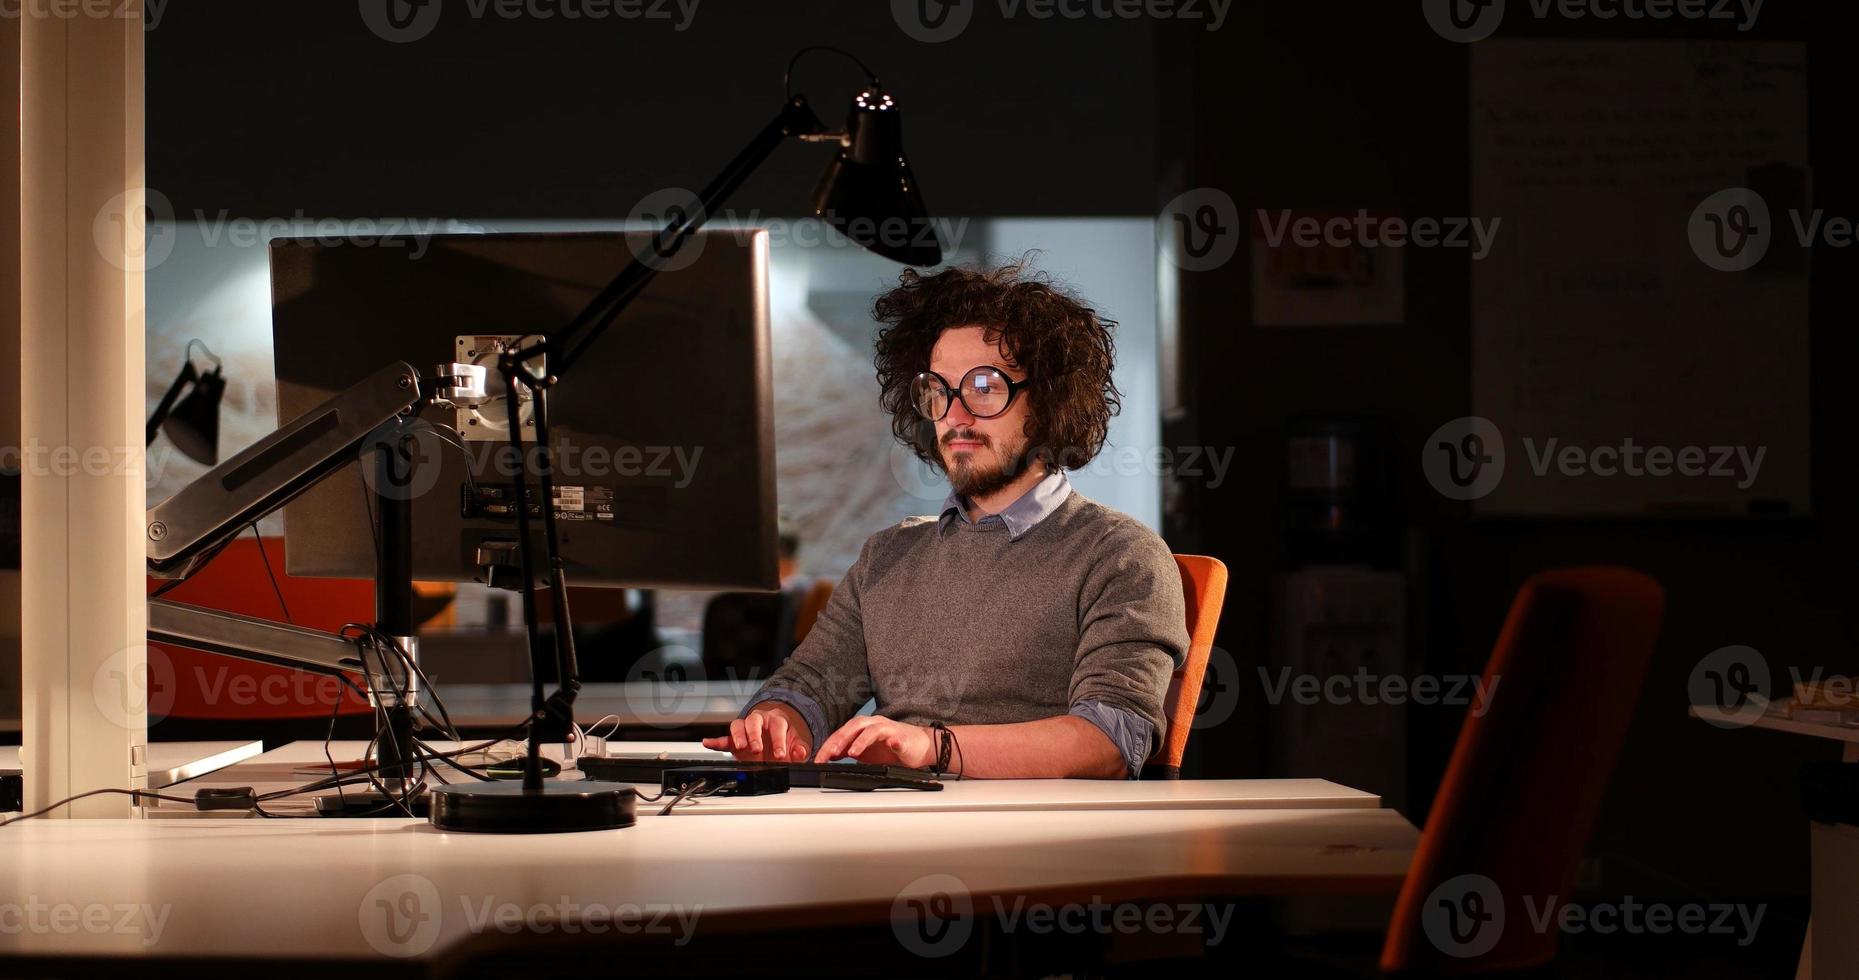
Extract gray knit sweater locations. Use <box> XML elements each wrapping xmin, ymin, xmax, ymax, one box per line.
<box><xmin>744</xmin><ymin>487</ymin><xmax>1188</xmax><ymax>776</ymax></box>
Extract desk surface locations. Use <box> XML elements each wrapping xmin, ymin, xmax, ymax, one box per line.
<box><xmin>0</xmin><ymin>806</ymin><xmax>1418</xmax><ymax>966</ymax></box>
<box><xmin>1689</xmin><ymin>704</ymin><xmax>1859</xmax><ymax>743</ymax></box>
<box><xmin>194</xmin><ymin>741</ymin><xmax>1381</xmax><ymax>816</ymax></box>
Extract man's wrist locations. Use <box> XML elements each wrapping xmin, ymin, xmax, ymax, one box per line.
<box><xmin>922</xmin><ymin>722</ymin><xmax>952</xmax><ymax>772</ymax></box>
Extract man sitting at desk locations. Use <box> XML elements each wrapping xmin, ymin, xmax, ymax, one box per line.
<box><xmin>702</xmin><ymin>264</ymin><xmax>1188</xmax><ymax>778</ymax></box>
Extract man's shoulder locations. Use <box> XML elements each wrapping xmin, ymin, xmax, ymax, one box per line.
<box><xmin>853</xmin><ymin>513</ymin><xmax>945</xmax><ymax>565</ymax></box>
<box><xmin>1045</xmin><ymin>493</ymin><xmax>1172</xmax><ymax>556</ymax></box>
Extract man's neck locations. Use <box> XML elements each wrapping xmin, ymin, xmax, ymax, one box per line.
<box><xmin>963</xmin><ymin>464</ymin><xmax>1052</xmax><ymax>523</ymax></box>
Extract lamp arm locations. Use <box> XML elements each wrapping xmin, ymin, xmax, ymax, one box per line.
<box><xmin>532</xmin><ymin>95</ymin><xmax>826</xmax><ymax>375</ymax></box>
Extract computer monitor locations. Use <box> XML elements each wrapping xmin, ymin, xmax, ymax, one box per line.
<box><xmin>268</xmin><ymin>230</ymin><xmax>779</xmax><ymax>593</ymax></box>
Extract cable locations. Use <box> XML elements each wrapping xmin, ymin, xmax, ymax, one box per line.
<box><xmin>249</xmin><ymin>524</ymin><xmax>292</xmax><ymax>623</ymax></box>
<box><xmin>257</xmin><ymin>738</ymin><xmax>509</xmax><ymax>805</ymax></box>
<box><xmin>657</xmin><ymin>779</ymin><xmax>710</xmax><ymax>816</ymax></box>
<box><xmin>1</xmin><ymin>789</ymin><xmax>197</xmax><ymax>827</ymax></box>
<box><xmin>784</xmin><ymin>45</ymin><xmax>880</xmax><ymax>101</ymax></box>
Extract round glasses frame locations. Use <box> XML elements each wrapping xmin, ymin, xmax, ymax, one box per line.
<box><xmin>911</xmin><ymin>367</ymin><xmax>1033</xmax><ymax>422</ymax></box>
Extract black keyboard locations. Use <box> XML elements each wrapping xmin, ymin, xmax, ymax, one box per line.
<box><xmin>578</xmin><ymin>755</ymin><xmax>934</xmax><ymax>788</ymax></box>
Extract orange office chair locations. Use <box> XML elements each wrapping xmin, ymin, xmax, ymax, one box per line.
<box><xmin>147</xmin><ymin>537</ymin><xmax>375</xmax><ymax>726</ymax></box>
<box><xmin>1142</xmin><ymin>554</ymin><xmax>1229</xmax><ymax>779</ymax></box>
<box><xmin>793</xmin><ymin>580</ymin><xmax>834</xmax><ymax>647</ymax></box>
<box><xmin>1380</xmin><ymin>566</ymin><xmax>1665</xmax><ymax>975</ymax></box>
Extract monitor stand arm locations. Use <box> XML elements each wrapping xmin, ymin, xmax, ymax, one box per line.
<box><xmin>145</xmin><ymin>360</ymin><xmax>436</xmax><ymax>793</ymax></box>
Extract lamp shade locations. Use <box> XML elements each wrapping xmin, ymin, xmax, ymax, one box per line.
<box><xmin>811</xmin><ymin>88</ymin><xmax>943</xmax><ymax>266</ymax></box>
<box><xmin>164</xmin><ymin>365</ymin><xmax>225</xmax><ymax>466</ymax></box>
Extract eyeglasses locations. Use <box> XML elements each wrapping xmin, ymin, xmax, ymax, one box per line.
<box><xmin>910</xmin><ymin>366</ymin><xmax>1032</xmax><ymax>422</ymax></box>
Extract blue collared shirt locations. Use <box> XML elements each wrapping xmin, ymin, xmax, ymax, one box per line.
<box><xmin>747</xmin><ymin>468</ymin><xmax>1161</xmax><ymax>778</ymax></box>
<box><xmin>937</xmin><ymin>466</ymin><xmax>1077</xmax><ymax>541</ymax></box>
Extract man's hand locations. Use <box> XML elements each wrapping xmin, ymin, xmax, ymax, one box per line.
<box><xmin>702</xmin><ymin>703</ymin><xmax>812</xmax><ymax>762</ymax></box>
<box><xmin>812</xmin><ymin>716</ymin><xmax>937</xmax><ymax>769</ymax></box>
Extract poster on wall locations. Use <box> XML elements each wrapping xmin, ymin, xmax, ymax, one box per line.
<box><xmin>1251</xmin><ymin>208</ymin><xmax>1406</xmax><ymax>327</ymax></box>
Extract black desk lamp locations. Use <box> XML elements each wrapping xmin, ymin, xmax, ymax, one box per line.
<box><xmin>426</xmin><ymin>46</ymin><xmax>944</xmax><ymax>833</ymax></box>
<box><xmin>146</xmin><ymin>340</ymin><xmax>226</xmax><ymax>465</ymax></box>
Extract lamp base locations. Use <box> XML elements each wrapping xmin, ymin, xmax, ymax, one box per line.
<box><xmin>428</xmin><ymin>781</ymin><xmax>636</xmax><ymax>833</ymax></box>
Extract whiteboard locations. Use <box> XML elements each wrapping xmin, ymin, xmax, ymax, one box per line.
<box><xmin>1470</xmin><ymin>41</ymin><xmax>1810</xmax><ymax>517</ymax></box>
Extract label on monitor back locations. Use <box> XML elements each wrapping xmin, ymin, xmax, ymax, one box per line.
<box><xmin>552</xmin><ymin>485</ymin><xmax>614</xmax><ymax>522</ymax></box>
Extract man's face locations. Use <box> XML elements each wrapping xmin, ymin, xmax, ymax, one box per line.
<box><xmin>928</xmin><ymin>325</ymin><xmax>1034</xmax><ymax>499</ymax></box>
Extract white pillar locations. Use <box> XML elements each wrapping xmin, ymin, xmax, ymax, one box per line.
<box><xmin>0</xmin><ymin>1</ymin><xmax>22</xmax><ymax>736</ymax></box>
<box><xmin>19</xmin><ymin>0</ymin><xmax>148</xmax><ymax>816</ymax></box>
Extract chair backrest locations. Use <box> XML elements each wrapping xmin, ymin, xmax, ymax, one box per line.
<box><xmin>700</xmin><ymin>591</ymin><xmax>791</xmax><ymax>681</ymax></box>
<box><xmin>1380</xmin><ymin>566</ymin><xmax>1665</xmax><ymax>975</ymax></box>
<box><xmin>1143</xmin><ymin>554</ymin><xmax>1229</xmax><ymax>779</ymax></box>
<box><xmin>148</xmin><ymin>537</ymin><xmax>376</xmax><ymax>720</ymax></box>
<box><xmin>793</xmin><ymin>580</ymin><xmax>834</xmax><ymax>647</ymax></box>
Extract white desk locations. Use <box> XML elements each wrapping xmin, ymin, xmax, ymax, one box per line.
<box><xmin>0</xmin><ymin>734</ymin><xmax>1419</xmax><ymax>971</ymax></box>
<box><xmin>0</xmin><ymin>740</ymin><xmax>262</xmax><ymax>792</ymax></box>
<box><xmin>0</xmin><ymin>806</ymin><xmax>1417</xmax><ymax>969</ymax></box>
<box><xmin>1688</xmin><ymin>705</ymin><xmax>1859</xmax><ymax>760</ymax></box>
<box><xmin>179</xmin><ymin>741</ymin><xmax>1380</xmax><ymax>817</ymax></box>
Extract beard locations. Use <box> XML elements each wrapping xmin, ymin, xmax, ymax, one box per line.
<box><xmin>941</xmin><ymin>427</ymin><xmax>1033</xmax><ymax>499</ymax></box>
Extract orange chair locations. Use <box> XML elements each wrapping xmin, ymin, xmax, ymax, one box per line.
<box><xmin>1143</xmin><ymin>554</ymin><xmax>1229</xmax><ymax>778</ymax></box>
<box><xmin>793</xmin><ymin>580</ymin><xmax>834</xmax><ymax>647</ymax></box>
<box><xmin>1380</xmin><ymin>567</ymin><xmax>1665</xmax><ymax>975</ymax></box>
<box><xmin>147</xmin><ymin>537</ymin><xmax>374</xmax><ymax>723</ymax></box>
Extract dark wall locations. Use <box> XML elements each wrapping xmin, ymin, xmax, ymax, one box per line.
<box><xmin>1178</xmin><ymin>0</ymin><xmax>1857</xmax><ymax>910</ymax></box>
<box><xmin>147</xmin><ymin>0</ymin><xmax>1157</xmax><ymax>220</ymax></box>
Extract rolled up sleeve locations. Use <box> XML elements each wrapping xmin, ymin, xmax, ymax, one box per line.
<box><xmin>1070</xmin><ymin>700</ymin><xmax>1157</xmax><ymax>779</ymax></box>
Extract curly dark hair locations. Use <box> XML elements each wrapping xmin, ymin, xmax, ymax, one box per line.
<box><xmin>872</xmin><ymin>261</ymin><xmax>1122</xmax><ymax>472</ymax></box>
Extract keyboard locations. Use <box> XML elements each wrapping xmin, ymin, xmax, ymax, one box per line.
<box><xmin>577</xmin><ymin>755</ymin><xmax>935</xmax><ymax>788</ymax></box>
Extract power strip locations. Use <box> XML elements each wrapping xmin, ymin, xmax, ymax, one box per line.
<box><xmin>661</xmin><ymin>765</ymin><xmax>790</xmax><ymax>797</ymax></box>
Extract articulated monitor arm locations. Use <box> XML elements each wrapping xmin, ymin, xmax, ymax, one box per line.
<box><xmin>142</xmin><ymin>359</ymin><xmax>438</xmax><ymax>786</ymax></box>
<box><xmin>146</xmin><ymin>361</ymin><xmax>426</xmax><ymax>581</ymax></box>
<box><xmin>144</xmin><ymin>359</ymin><xmax>428</xmax><ymax>708</ymax></box>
